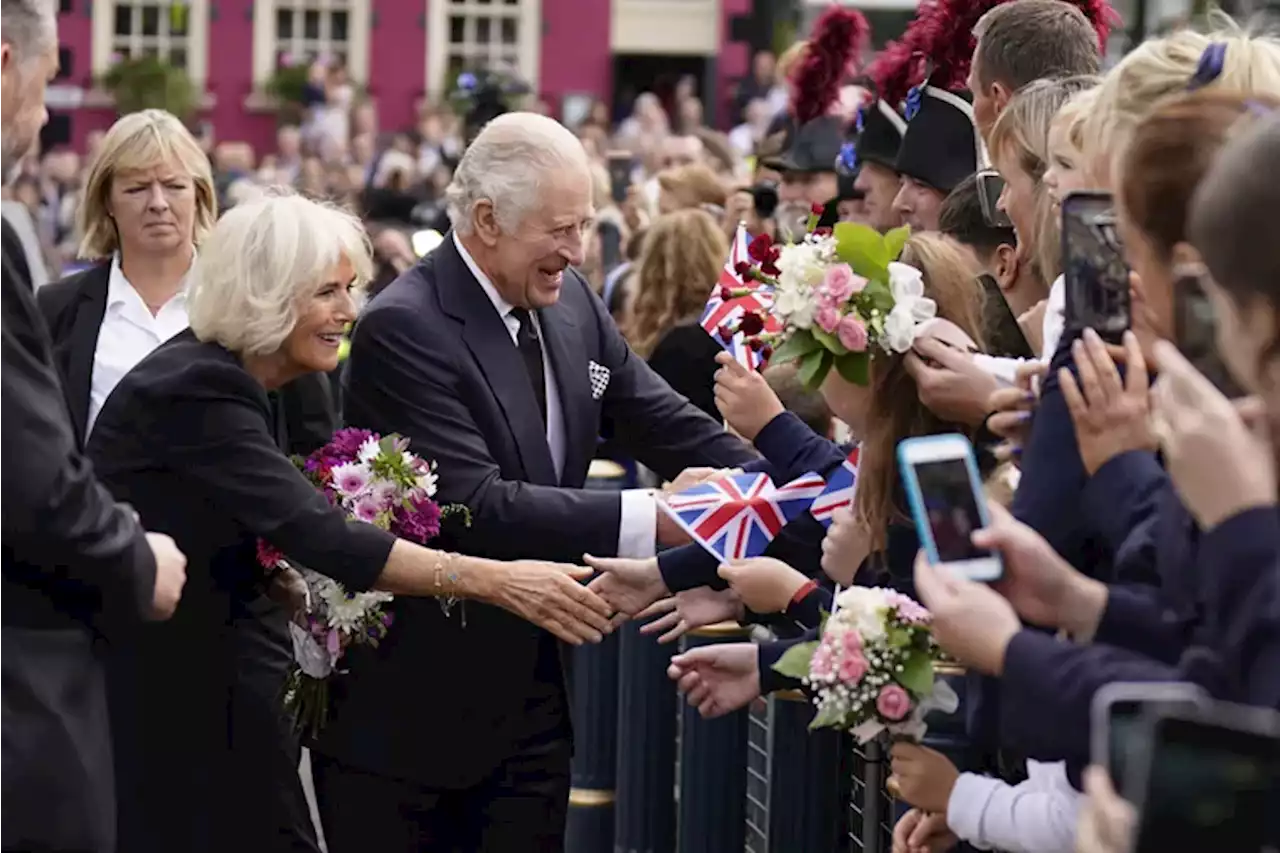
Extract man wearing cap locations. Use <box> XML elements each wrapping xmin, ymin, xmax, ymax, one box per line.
<box><xmin>892</xmin><ymin>85</ymin><xmax>985</xmax><ymax>232</ymax></box>
<box><xmin>761</xmin><ymin>114</ymin><xmax>845</xmax><ymax>239</ymax></box>
<box><xmin>850</xmin><ymin>97</ymin><xmax>908</xmax><ymax>233</ymax></box>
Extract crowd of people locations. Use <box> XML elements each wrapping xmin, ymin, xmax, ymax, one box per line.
<box><xmin>3</xmin><ymin>0</ymin><xmax>1279</xmax><ymax>850</ymax></box>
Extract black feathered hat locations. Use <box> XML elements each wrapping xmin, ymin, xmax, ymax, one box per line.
<box><xmin>894</xmin><ymin>85</ymin><xmax>986</xmax><ymax>194</ymax></box>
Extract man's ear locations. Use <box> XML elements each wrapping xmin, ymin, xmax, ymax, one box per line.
<box><xmin>992</xmin><ymin>81</ymin><xmax>1015</xmax><ymax>114</ymax></box>
<box><xmin>994</xmin><ymin>243</ymin><xmax>1018</xmax><ymax>292</ymax></box>
<box><xmin>472</xmin><ymin>200</ymin><xmax>501</xmax><ymax>247</ymax></box>
<box><xmin>1</xmin><ymin>42</ymin><xmax>10</xmax><ymax>75</ymax></box>
<box><xmin>1170</xmin><ymin>240</ymin><xmax>1204</xmax><ymax>270</ymax></box>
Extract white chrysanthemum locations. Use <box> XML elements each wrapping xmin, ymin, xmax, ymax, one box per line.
<box><xmin>774</xmin><ymin>286</ymin><xmax>816</xmax><ymax>329</ymax></box>
<box><xmin>776</xmin><ymin>243</ymin><xmax>827</xmax><ymax>290</ymax></box>
<box><xmin>358</xmin><ymin>436</ymin><xmax>381</xmax><ymax>463</ymax></box>
<box><xmin>833</xmin><ymin>586</ymin><xmax>889</xmax><ymax>642</ymax></box>
<box><xmin>329</xmin><ymin>462</ymin><xmax>373</xmax><ymax>498</ymax></box>
<box><xmin>415</xmin><ymin>469</ymin><xmax>438</xmax><ymax>498</ymax></box>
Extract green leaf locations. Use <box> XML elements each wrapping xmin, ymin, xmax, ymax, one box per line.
<box><xmin>810</xmin><ymin>325</ymin><xmax>849</xmax><ymax>355</ymax></box>
<box><xmin>769</xmin><ymin>329</ymin><xmax>821</xmax><ymax>365</ymax></box>
<box><xmin>899</xmin><ymin>652</ymin><xmax>935</xmax><ymax>695</ymax></box>
<box><xmin>883</xmin><ymin>225</ymin><xmax>911</xmax><ymax>263</ymax></box>
<box><xmin>887</xmin><ymin>626</ymin><xmax>912</xmax><ymax>648</ymax></box>
<box><xmin>809</xmin><ymin>700</ymin><xmax>845</xmax><ymax>730</ymax></box>
<box><xmin>861</xmin><ymin>277</ymin><xmax>896</xmax><ymax>315</ymax></box>
<box><xmin>834</xmin><ymin>353</ymin><xmax>870</xmax><ymax>386</ymax></box>
<box><xmin>772</xmin><ymin>640</ymin><xmax>819</xmax><ymax>680</ymax></box>
<box><xmin>797</xmin><ymin>348</ymin><xmax>833</xmax><ymax>390</ymax></box>
<box><xmin>834</xmin><ymin>222</ymin><xmax>890</xmax><ymax>283</ymax></box>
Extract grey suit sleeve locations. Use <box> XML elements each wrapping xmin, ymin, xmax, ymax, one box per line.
<box><xmin>586</xmin><ymin>278</ymin><xmax>757</xmax><ymax>480</ymax></box>
<box><xmin>344</xmin><ymin>300</ymin><xmax>627</xmax><ymax>563</ymax></box>
<box><xmin>1</xmin><ymin>255</ymin><xmax>156</xmax><ymax>621</ymax></box>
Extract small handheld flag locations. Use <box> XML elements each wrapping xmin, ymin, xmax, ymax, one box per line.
<box><xmin>810</xmin><ymin>447</ymin><xmax>861</xmax><ymax>528</ymax></box>
<box><xmin>661</xmin><ymin>471</ymin><xmax>826</xmax><ymax>562</ymax></box>
<box><xmin>700</xmin><ymin>225</ymin><xmax>782</xmax><ymax>371</ymax></box>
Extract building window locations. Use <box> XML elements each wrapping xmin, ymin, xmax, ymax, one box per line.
<box><xmin>426</xmin><ymin>0</ymin><xmax>541</xmax><ymax>100</ymax></box>
<box><xmin>91</xmin><ymin>1</ymin><xmax>211</xmax><ymax>88</ymax></box>
<box><xmin>252</xmin><ymin>0</ymin><xmax>371</xmax><ymax>88</ymax></box>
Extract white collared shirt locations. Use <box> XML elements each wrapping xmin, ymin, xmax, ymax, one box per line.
<box><xmin>87</xmin><ymin>253</ymin><xmax>193</xmax><ymax>434</ymax></box>
<box><xmin>946</xmin><ymin>760</ymin><xmax>1082</xmax><ymax>853</ymax></box>
<box><xmin>452</xmin><ymin>232</ymin><xmax>656</xmax><ymax>559</ymax></box>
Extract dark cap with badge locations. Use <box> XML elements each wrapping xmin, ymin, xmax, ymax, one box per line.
<box><xmin>762</xmin><ymin>115</ymin><xmax>846</xmax><ymax>174</ymax></box>
<box><xmin>894</xmin><ymin>85</ymin><xmax>984</xmax><ymax>194</ymax></box>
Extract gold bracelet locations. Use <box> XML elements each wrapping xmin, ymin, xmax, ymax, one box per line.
<box><xmin>434</xmin><ymin>551</ymin><xmax>461</xmax><ymax>616</ymax></box>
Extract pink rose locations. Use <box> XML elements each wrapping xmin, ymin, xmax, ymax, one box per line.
<box><xmin>876</xmin><ymin>684</ymin><xmax>912</xmax><ymax>721</ymax></box>
<box><xmin>815</xmin><ymin>305</ymin><xmax>841</xmax><ymax>334</ymax></box>
<box><xmin>811</xmin><ymin>641</ymin><xmax>835</xmax><ymax>679</ymax></box>
<box><xmin>838</xmin><ymin>648</ymin><xmax>869</xmax><ymax>684</ymax></box>
<box><xmin>837</xmin><ymin>315</ymin><xmax>869</xmax><ymax>352</ymax></box>
<box><xmin>840</xmin><ymin>628</ymin><xmax>863</xmax><ymax>656</ymax></box>
<box><xmin>822</xmin><ymin>263</ymin><xmax>866</xmax><ymax>304</ymax></box>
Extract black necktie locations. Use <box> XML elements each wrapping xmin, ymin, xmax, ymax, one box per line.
<box><xmin>510</xmin><ymin>308</ymin><xmax>547</xmax><ymax>428</ymax></box>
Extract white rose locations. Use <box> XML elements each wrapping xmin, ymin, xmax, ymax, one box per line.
<box><xmin>906</xmin><ymin>295</ymin><xmax>937</xmax><ymax>323</ymax></box>
<box><xmin>882</xmin><ymin>306</ymin><xmax>919</xmax><ymax>353</ymax></box>
<box><xmin>888</xmin><ymin>262</ymin><xmax>925</xmax><ymax>301</ymax></box>
<box><xmin>774</xmin><ymin>286</ymin><xmax>813</xmax><ymax>326</ymax></box>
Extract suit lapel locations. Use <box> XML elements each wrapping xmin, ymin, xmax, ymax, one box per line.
<box><xmin>435</xmin><ymin>236</ymin><xmax>559</xmax><ymax>486</ymax></box>
<box><xmin>539</xmin><ymin>299</ymin><xmax>593</xmax><ymax>487</ymax></box>
<box><xmin>64</xmin><ymin>266</ymin><xmax>110</xmax><ymax>443</ymax></box>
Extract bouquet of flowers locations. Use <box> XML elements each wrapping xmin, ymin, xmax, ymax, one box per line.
<box><xmin>257</xmin><ymin>427</ymin><xmax>468</xmax><ymax>737</ymax></box>
<box><xmin>726</xmin><ymin>218</ymin><xmax>935</xmax><ymax>389</ymax></box>
<box><xmin>772</xmin><ymin>586</ymin><xmax>958</xmax><ymax>743</ymax></box>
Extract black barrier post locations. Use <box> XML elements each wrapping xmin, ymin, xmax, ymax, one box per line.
<box><xmin>676</xmin><ymin>623</ymin><xmax>752</xmax><ymax>853</ymax></box>
<box><xmin>567</xmin><ymin>460</ymin><xmax>631</xmax><ymax>853</ymax></box>
<box><xmin>613</xmin><ymin>621</ymin><xmax>677</xmax><ymax>853</ymax></box>
<box><xmin>565</xmin><ymin>632</ymin><xmax>620</xmax><ymax>852</ymax></box>
<box><xmin>765</xmin><ymin>690</ymin><xmax>847</xmax><ymax>852</ymax></box>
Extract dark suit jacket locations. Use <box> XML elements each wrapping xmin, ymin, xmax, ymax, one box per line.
<box><xmin>1</xmin><ymin>221</ymin><xmax>155</xmax><ymax>853</ymax></box>
<box><xmin>37</xmin><ymin>262</ymin><xmax>339</xmax><ymax>453</ymax></box>
<box><xmin>646</xmin><ymin>321</ymin><xmax>724</xmax><ymax>422</ymax></box>
<box><xmin>85</xmin><ymin>330</ymin><xmax>393</xmax><ymax>852</ymax></box>
<box><xmin>328</xmin><ymin>234</ymin><xmax>755</xmax><ymax>788</ymax></box>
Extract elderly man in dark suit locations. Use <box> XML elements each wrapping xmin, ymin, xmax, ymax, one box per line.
<box><xmin>1</xmin><ymin>2</ymin><xmax>188</xmax><ymax>851</ymax></box>
<box><xmin>318</xmin><ymin>112</ymin><xmax>756</xmax><ymax>852</ymax></box>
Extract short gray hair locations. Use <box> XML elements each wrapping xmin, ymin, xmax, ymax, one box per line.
<box><xmin>1</xmin><ymin>0</ymin><xmax>56</xmax><ymax>61</ymax></box>
<box><xmin>188</xmin><ymin>190</ymin><xmax>373</xmax><ymax>356</ymax></box>
<box><xmin>446</xmin><ymin>112</ymin><xmax>589</xmax><ymax>235</ymax></box>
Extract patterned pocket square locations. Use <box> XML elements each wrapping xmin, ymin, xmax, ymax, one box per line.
<box><xmin>588</xmin><ymin>360</ymin><xmax>610</xmax><ymax>400</ymax></box>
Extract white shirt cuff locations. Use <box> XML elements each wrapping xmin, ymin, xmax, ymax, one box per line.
<box><xmin>947</xmin><ymin>772</ymin><xmax>1000</xmax><ymax>850</ymax></box>
<box><xmin>617</xmin><ymin>489</ymin><xmax>658</xmax><ymax>559</ymax></box>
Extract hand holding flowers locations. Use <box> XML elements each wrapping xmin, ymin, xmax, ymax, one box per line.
<box><xmin>772</xmin><ymin>585</ymin><xmax>957</xmax><ymax>742</ymax></box>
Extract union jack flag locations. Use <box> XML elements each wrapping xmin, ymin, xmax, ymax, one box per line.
<box><xmin>661</xmin><ymin>471</ymin><xmax>826</xmax><ymax>562</ymax></box>
<box><xmin>810</xmin><ymin>447</ymin><xmax>861</xmax><ymax>528</ymax></box>
<box><xmin>699</xmin><ymin>225</ymin><xmax>782</xmax><ymax>371</ymax></box>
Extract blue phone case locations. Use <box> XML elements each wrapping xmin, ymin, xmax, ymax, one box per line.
<box><xmin>896</xmin><ymin>433</ymin><xmax>998</xmax><ymax>571</ymax></box>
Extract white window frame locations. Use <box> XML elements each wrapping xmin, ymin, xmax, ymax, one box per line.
<box><xmin>250</xmin><ymin>0</ymin><xmax>371</xmax><ymax>89</ymax></box>
<box><xmin>91</xmin><ymin>0</ymin><xmax>211</xmax><ymax>90</ymax></box>
<box><xmin>425</xmin><ymin>0</ymin><xmax>541</xmax><ymax>102</ymax></box>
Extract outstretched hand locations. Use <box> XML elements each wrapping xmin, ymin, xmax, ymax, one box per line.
<box><xmin>584</xmin><ymin>554</ymin><xmax>669</xmax><ymax>625</ymax></box>
<box><xmin>637</xmin><ymin>586</ymin><xmax>743</xmax><ymax>644</ymax></box>
<box><xmin>668</xmin><ymin>642</ymin><xmax>760</xmax><ymax>718</ymax></box>
<box><xmin>491</xmin><ymin>561</ymin><xmax>614</xmax><ymax>645</ymax></box>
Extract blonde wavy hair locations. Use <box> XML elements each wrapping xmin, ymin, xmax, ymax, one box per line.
<box><xmin>187</xmin><ymin>190</ymin><xmax>372</xmax><ymax>356</ymax></box>
<box><xmin>988</xmin><ymin>76</ymin><xmax>1099</xmax><ymax>283</ymax></box>
<box><xmin>77</xmin><ymin>109</ymin><xmax>217</xmax><ymax>259</ymax></box>
<box><xmin>657</xmin><ymin>163</ymin><xmax>728</xmax><ymax>212</ymax></box>
<box><xmin>853</xmin><ymin>234</ymin><xmax>986</xmax><ymax>551</ymax></box>
<box><xmin>1081</xmin><ymin>21</ymin><xmax>1280</xmax><ymax>186</ymax></box>
<box><xmin>621</xmin><ymin>208</ymin><xmax>727</xmax><ymax>357</ymax></box>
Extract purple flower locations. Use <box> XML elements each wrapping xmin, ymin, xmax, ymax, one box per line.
<box><xmin>331</xmin><ymin>462</ymin><xmax>373</xmax><ymax>497</ymax></box>
<box><xmin>352</xmin><ymin>494</ymin><xmax>383</xmax><ymax>524</ymax></box>
<box><xmin>328</xmin><ymin>428</ymin><xmax>375</xmax><ymax>459</ymax></box>
<box><xmin>392</xmin><ymin>496</ymin><xmax>441</xmax><ymax>544</ymax></box>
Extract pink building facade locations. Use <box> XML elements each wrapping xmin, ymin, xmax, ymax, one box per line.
<box><xmin>49</xmin><ymin>0</ymin><xmax>757</xmax><ymax>157</ymax></box>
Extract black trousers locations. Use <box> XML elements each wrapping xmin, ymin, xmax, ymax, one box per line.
<box><xmin>311</xmin><ymin>724</ymin><xmax>572</xmax><ymax>853</ymax></box>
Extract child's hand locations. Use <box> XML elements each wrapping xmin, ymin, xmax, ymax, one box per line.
<box><xmin>717</xmin><ymin>557</ymin><xmax>809</xmax><ymax>614</ymax></box>
<box><xmin>892</xmin><ymin>808</ymin><xmax>957</xmax><ymax>853</ymax></box>
<box><xmin>890</xmin><ymin>742</ymin><xmax>961</xmax><ymax>814</ymax></box>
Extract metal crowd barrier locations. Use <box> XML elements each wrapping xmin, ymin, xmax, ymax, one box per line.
<box><xmin>573</xmin><ymin>458</ymin><xmax>967</xmax><ymax>853</ymax></box>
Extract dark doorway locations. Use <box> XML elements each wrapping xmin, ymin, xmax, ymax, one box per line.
<box><xmin>611</xmin><ymin>54</ymin><xmax>710</xmax><ymax>128</ymax></box>
<box><xmin>40</xmin><ymin>112</ymin><xmax>73</xmax><ymax>152</ymax></box>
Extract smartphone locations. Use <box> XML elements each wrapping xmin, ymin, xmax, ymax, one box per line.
<box><xmin>976</xmin><ymin>170</ymin><xmax>1014</xmax><ymax>229</ymax></box>
<box><xmin>606</xmin><ymin>151</ymin><xmax>635</xmax><ymax>205</ymax></box>
<box><xmin>1128</xmin><ymin>702</ymin><xmax>1280</xmax><ymax>853</ymax></box>
<box><xmin>1090</xmin><ymin>682</ymin><xmax>1207</xmax><ymax>799</ymax></box>
<box><xmin>1061</xmin><ymin>191</ymin><xmax>1131</xmax><ymax>344</ymax></box>
<box><xmin>897</xmin><ymin>434</ymin><xmax>1003</xmax><ymax>582</ymax></box>
<box><xmin>1173</xmin><ymin>266</ymin><xmax>1243</xmax><ymax>397</ymax></box>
